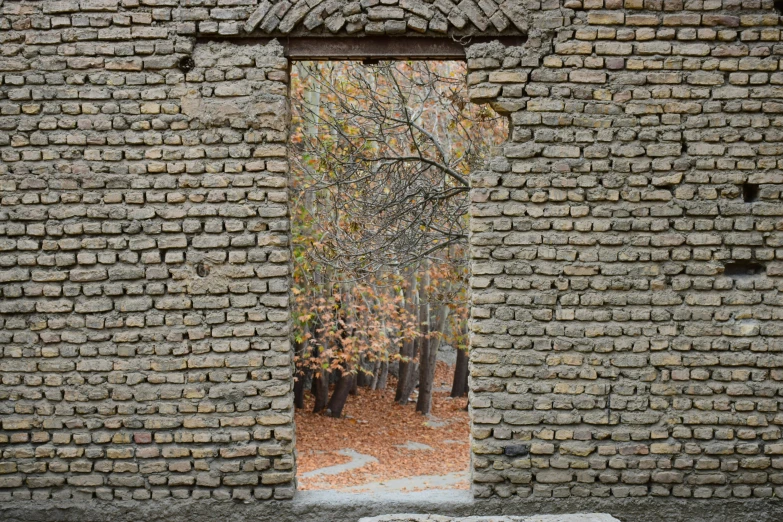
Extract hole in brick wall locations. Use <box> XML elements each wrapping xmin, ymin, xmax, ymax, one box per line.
<box><xmin>776</xmin><ymin>0</ymin><xmax>783</xmax><ymax>13</ymax></box>
<box><xmin>723</xmin><ymin>261</ymin><xmax>765</xmax><ymax>277</ymax></box>
<box><xmin>178</xmin><ymin>55</ymin><xmax>195</xmax><ymax>73</ymax></box>
<box><xmin>743</xmin><ymin>183</ymin><xmax>759</xmax><ymax>202</ymax></box>
<box><xmin>195</xmin><ymin>262</ymin><xmax>209</xmax><ymax>277</ymax></box>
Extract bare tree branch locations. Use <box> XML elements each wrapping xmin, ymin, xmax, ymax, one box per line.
<box><xmin>290</xmin><ymin>60</ymin><xmax>507</xmax><ymax>278</ymax></box>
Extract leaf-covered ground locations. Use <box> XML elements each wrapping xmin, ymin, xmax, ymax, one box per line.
<box><xmin>296</xmin><ymin>362</ymin><xmax>470</xmax><ymax>491</ymax></box>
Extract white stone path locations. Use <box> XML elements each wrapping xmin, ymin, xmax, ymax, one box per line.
<box><xmin>301</xmin><ymin>449</ymin><xmax>379</xmax><ymax>479</ymax></box>
<box><xmin>300</xmin><ymin>443</ymin><xmax>468</xmax><ymax>492</ymax></box>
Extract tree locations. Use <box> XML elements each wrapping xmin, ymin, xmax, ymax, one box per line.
<box><xmin>290</xmin><ymin>60</ymin><xmax>506</xmax><ymax>415</ymax></box>
<box><xmin>292</xmin><ymin>60</ymin><xmax>504</xmax><ymax>275</ymax></box>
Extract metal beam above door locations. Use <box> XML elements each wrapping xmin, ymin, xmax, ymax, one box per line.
<box><xmin>199</xmin><ymin>36</ymin><xmax>526</xmax><ymax>61</ymax></box>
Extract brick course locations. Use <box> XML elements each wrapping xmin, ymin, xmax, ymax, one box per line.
<box><xmin>0</xmin><ymin>0</ymin><xmax>782</xmax><ymax>506</ymax></box>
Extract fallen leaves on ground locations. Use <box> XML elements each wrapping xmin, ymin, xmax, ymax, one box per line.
<box><xmin>295</xmin><ymin>450</ymin><xmax>353</xmax><ymax>475</ymax></box>
<box><xmin>296</xmin><ymin>361</ymin><xmax>469</xmax><ymax>491</ymax></box>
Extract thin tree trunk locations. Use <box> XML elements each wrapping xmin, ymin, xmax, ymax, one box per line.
<box><xmin>293</xmin><ymin>340</ymin><xmax>308</xmax><ymax>409</ymax></box>
<box><xmin>300</xmin><ymin>63</ymin><xmax>325</xmax><ymax>413</ymax></box>
<box><xmin>310</xmin><ymin>341</ymin><xmax>329</xmax><ymax>414</ymax></box>
<box><xmin>415</xmin><ymin>318</ymin><xmax>434</xmax><ymax>414</ymax></box>
<box><xmin>402</xmin><ymin>272</ymin><xmax>423</xmax><ymax>404</ymax></box>
<box><xmin>395</xmin><ymin>270</ymin><xmax>417</xmax><ymax>404</ymax></box>
<box><xmin>351</xmin><ymin>372</ymin><xmax>359</xmax><ymax>395</ymax></box>
<box><xmin>451</xmin><ymin>346</ymin><xmax>469</xmax><ymax>398</ymax></box>
<box><xmin>416</xmin><ymin>267</ymin><xmax>440</xmax><ymax>415</ymax></box>
<box><xmin>356</xmin><ymin>353</ymin><xmax>371</xmax><ymax>388</ymax></box>
<box><xmin>294</xmin><ymin>374</ymin><xmax>306</xmax><ymax>409</ymax></box>
<box><xmin>312</xmin><ymin>366</ymin><xmax>329</xmax><ymax>413</ymax></box>
<box><xmin>396</xmin><ymin>338</ymin><xmax>413</xmax><ymax>403</ymax></box>
<box><xmin>417</xmin><ymin>265</ymin><xmax>451</xmax><ymax>415</ymax></box>
<box><xmin>377</xmin><ymin>361</ymin><xmax>388</xmax><ymax>390</ymax></box>
<box><xmin>300</xmin><ymin>63</ymin><xmax>322</xmax><ymax>215</ymax></box>
<box><xmin>400</xmin><ymin>332</ymin><xmax>421</xmax><ymax>404</ymax></box>
<box><xmin>327</xmin><ymin>368</ymin><xmax>354</xmax><ymax>418</ymax></box>
<box><xmin>369</xmin><ymin>359</ymin><xmax>381</xmax><ymax>390</ymax></box>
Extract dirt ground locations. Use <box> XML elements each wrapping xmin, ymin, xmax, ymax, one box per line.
<box><xmin>295</xmin><ymin>361</ymin><xmax>470</xmax><ymax>491</ymax></box>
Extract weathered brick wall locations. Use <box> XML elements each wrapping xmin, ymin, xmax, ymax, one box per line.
<box><xmin>0</xmin><ymin>5</ymin><xmax>295</xmax><ymax>500</ymax></box>
<box><xmin>0</xmin><ymin>0</ymin><xmax>526</xmax><ymax>503</ymax></box>
<box><xmin>467</xmin><ymin>0</ymin><xmax>783</xmax><ymax>501</ymax></box>
<box><xmin>1</xmin><ymin>0</ymin><xmax>783</xmax><ymax>507</ymax></box>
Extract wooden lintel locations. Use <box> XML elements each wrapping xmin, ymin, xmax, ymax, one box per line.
<box><xmin>198</xmin><ymin>36</ymin><xmax>526</xmax><ymax>61</ymax></box>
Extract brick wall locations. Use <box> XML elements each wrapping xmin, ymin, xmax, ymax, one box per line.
<box><xmin>467</xmin><ymin>1</ymin><xmax>783</xmax><ymax>500</ymax></box>
<box><xmin>0</xmin><ymin>0</ymin><xmax>782</xmax><ymax>505</ymax></box>
<box><xmin>0</xmin><ymin>7</ymin><xmax>295</xmax><ymax>501</ymax></box>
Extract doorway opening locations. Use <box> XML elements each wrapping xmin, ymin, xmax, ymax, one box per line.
<box><xmin>288</xmin><ymin>58</ymin><xmax>508</xmax><ymax>493</ymax></box>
